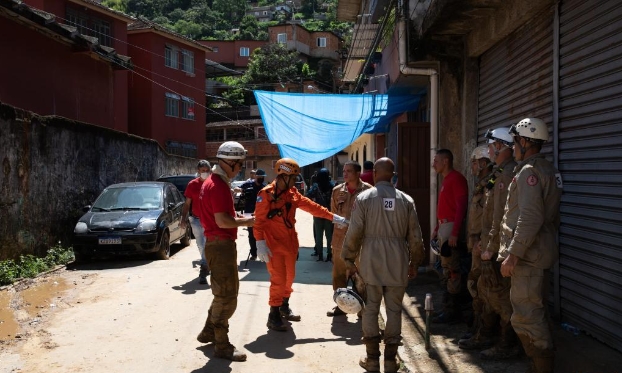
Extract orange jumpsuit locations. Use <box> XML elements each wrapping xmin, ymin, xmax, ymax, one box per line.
<box><xmin>254</xmin><ymin>183</ymin><xmax>333</xmax><ymax>306</ymax></box>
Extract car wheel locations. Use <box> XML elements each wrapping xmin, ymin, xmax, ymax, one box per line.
<box><xmin>73</xmin><ymin>250</ymin><xmax>91</xmax><ymax>264</ymax></box>
<box><xmin>156</xmin><ymin>231</ymin><xmax>171</xmax><ymax>260</ymax></box>
<box><xmin>180</xmin><ymin>226</ymin><xmax>191</xmax><ymax>247</ymax></box>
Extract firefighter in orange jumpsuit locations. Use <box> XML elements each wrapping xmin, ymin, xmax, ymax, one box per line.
<box><xmin>254</xmin><ymin>158</ymin><xmax>348</xmax><ymax>331</ymax></box>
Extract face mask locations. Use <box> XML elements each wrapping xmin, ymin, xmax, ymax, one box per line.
<box><xmin>200</xmin><ymin>172</ymin><xmax>209</xmax><ymax>180</ymax></box>
<box><xmin>256</xmin><ymin>178</ymin><xmax>265</xmax><ymax>184</ymax></box>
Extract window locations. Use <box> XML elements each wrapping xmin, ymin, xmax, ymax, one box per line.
<box><xmin>165</xmin><ymin>93</ymin><xmax>180</xmax><ymax>117</ymax></box>
<box><xmin>227</xmin><ymin>127</ymin><xmax>255</xmax><ymax>141</ymax></box>
<box><xmin>206</xmin><ymin>128</ymin><xmax>225</xmax><ymax>142</ymax></box>
<box><xmin>92</xmin><ymin>19</ymin><xmax>111</xmax><ymax>47</ymax></box>
<box><xmin>240</xmin><ymin>47</ymin><xmax>250</xmax><ymax>57</ymax></box>
<box><xmin>66</xmin><ymin>8</ymin><xmax>111</xmax><ymax>47</ymax></box>
<box><xmin>66</xmin><ymin>8</ymin><xmax>89</xmax><ymax>35</ymax></box>
<box><xmin>166</xmin><ymin>141</ymin><xmax>197</xmax><ymax>157</ymax></box>
<box><xmin>180</xmin><ymin>49</ymin><xmax>194</xmax><ymax>74</ymax></box>
<box><xmin>212</xmin><ymin>46</ymin><xmax>219</xmax><ymax>52</ymax></box>
<box><xmin>277</xmin><ymin>33</ymin><xmax>287</xmax><ymax>44</ymax></box>
<box><xmin>181</xmin><ymin>97</ymin><xmax>195</xmax><ymax>120</ymax></box>
<box><xmin>317</xmin><ymin>37</ymin><xmax>327</xmax><ymax>47</ymax></box>
<box><xmin>263</xmin><ymin>11</ymin><xmax>268</xmax><ymax>15</ymax></box>
<box><xmin>165</xmin><ymin>46</ymin><xmax>178</xmax><ymax>69</ymax></box>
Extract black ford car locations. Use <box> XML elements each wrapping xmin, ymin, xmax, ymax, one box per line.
<box><xmin>72</xmin><ymin>182</ymin><xmax>191</xmax><ymax>262</ymax></box>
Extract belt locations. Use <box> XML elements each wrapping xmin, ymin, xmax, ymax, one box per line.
<box><xmin>438</xmin><ymin>219</ymin><xmax>453</xmax><ymax>224</ymax></box>
<box><xmin>206</xmin><ymin>235</ymin><xmax>233</xmax><ymax>242</ymax></box>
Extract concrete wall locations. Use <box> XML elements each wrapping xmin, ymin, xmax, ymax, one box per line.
<box><xmin>0</xmin><ymin>102</ymin><xmax>196</xmax><ymax>261</ymax></box>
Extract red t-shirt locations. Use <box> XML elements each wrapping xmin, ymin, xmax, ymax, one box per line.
<box><xmin>184</xmin><ymin>177</ymin><xmax>203</xmax><ymax>218</ymax></box>
<box><xmin>437</xmin><ymin>170</ymin><xmax>468</xmax><ymax>237</ymax></box>
<box><xmin>360</xmin><ymin>170</ymin><xmax>374</xmax><ymax>185</ymax></box>
<box><xmin>198</xmin><ymin>174</ymin><xmax>237</xmax><ymax>240</ymax></box>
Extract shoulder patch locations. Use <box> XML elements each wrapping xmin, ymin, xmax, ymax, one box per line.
<box><xmin>256</xmin><ymin>196</ymin><xmax>263</xmax><ymax>203</ymax></box>
<box><xmin>526</xmin><ymin>175</ymin><xmax>538</xmax><ymax>186</ymax></box>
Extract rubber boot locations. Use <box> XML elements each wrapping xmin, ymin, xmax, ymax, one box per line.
<box><xmin>359</xmin><ymin>341</ymin><xmax>381</xmax><ymax>372</ymax></box>
<box><xmin>459</xmin><ymin>308</ymin><xmax>496</xmax><ymax>350</ymax></box>
<box><xmin>280</xmin><ymin>297</ymin><xmax>301</xmax><ymax>321</ymax></box>
<box><xmin>384</xmin><ymin>343</ymin><xmax>400</xmax><ymax>373</ymax></box>
<box><xmin>199</xmin><ymin>264</ymin><xmax>209</xmax><ymax>284</ymax></box>
<box><xmin>432</xmin><ymin>293</ymin><xmax>462</xmax><ymax>324</ymax></box>
<box><xmin>267</xmin><ymin>306</ymin><xmax>288</xmax><ymax>331</ymax></box>
<box><xmin>480</xmin><ymin>322</ymin><xmax>520</xmax><ymax>360</ymax></box>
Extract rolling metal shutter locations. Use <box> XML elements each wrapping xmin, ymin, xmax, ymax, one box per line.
<box><xmin>558</xmin><ymin>0</ymin><xmax>622</xmax><ymax>352</ymax></box>
<box><xmin>477</xmin><ymin>7</ymin><xmax>554</xmax><ymax>154</ymax></box>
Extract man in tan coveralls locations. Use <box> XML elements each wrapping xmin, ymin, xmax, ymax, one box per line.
<box><xmin>342</xmin><ymin>158</ymin><xmax>425</xmax><ymax>373</ymax></box>
<box><xmin>327</xmin><ymin>160</ymin><xmax>372</xmax><ymax>317</ymax></box>
<box><xmin>458</xmin><ymin>145</ymin><xmax>496</xmax><ymax>350</ymax></box>
<box><xmin>499</xmin><ymin>118</ymin><xmax>563</xmax><ymax>373</ymax></box>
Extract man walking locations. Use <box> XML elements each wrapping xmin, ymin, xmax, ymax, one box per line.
<box><xmin>499</xmin><ymin>118</ymin><xmax>562</xmax><ymax>373</ymax></box>
<box><xmin>195</xmin><ymin>141</ymin><xmax>255</xmax><ymax>362</ymax></box>
<box><xmin>180</xmin><ymin>160</ymin><xmax>211</xmax><ymax>284</ymax></box>
<box><xmin>240</xmin><ymin>169</ymin><xmax>267</xmax><ymax>261</ymax></box>
<box><xmin>342</xmin><ymin>158</ymin><xmax>425</xmax><ymax>373</ymax></box>
<box><xmin>431</xmin><ymin>149</ymin><xmax>469</xmax><ymax>323</ymax></box>
<box><xmin>306</xmin><ymin>168</ymin><xmax>336</xmax><ymax>262</ymax></box>
<box><xmin>327</xmin><ymin>161</ymin><xmax>372</xmax><ymax>316</ymax></box>
<box><xmin>253</xmin><ymin>158</ymin><xmax>348</xmax><ymax>332</ymax></box>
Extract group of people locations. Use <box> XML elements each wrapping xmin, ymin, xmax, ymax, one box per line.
<box><xmin>178</xmin><ymin>116</ymin><xmax>562</xmax><ymax>373</ymax></box>
<box><xmin>432</xmin><ymin>118</ymin><xmax>562</xmax><ymax>373</ymax></box>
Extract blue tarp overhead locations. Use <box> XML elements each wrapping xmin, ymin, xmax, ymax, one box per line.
<box><xmin>254</xmin><ymin>90</ymin><xmax>421</xmax><ymax>167</ymax></box>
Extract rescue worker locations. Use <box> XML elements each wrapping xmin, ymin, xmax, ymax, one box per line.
<box><xmin>253</xmin><ymin>158</ymin><xmax>348</xmax><ymax>332</ymax></box>
<box><xmin>458</xmin><ymin>146</ymin><xmax>495</xmax><ymax>349</ymax></box>
<box><xmin>327</xmin><ymin>160</ymin><xmax>372</xmax><ymax>317</ymax></box>
<box><xmin>180</xmin><ymin>160</ymin><xmax>211</xmax><ymax>284</ymax></box>
<box><xmin>473</xmin><ymin>127</ymin><xmax>521</xmax><ymax>359</ymax></box>
<box><xmin>342</xmin><ymin>158</ymin><xmax>425</xmax><ymax>373</ymax></box>
<box><xmin>499</xmin><ymin>118</ymin><xmax>563</xmax><ymax>373</ymax></box>
<box><xmin>431</xmin><ymin>149</ymin><xmax>469</xmax><ymax>324</ymax></box>
<box><xmin>240</xmin><ymin>168</ymin><xmax>267</xmax><ymax>260</ymax></box>
<box><xmin>195</xmin><ymin>141</ymin><xmax>255</xmax><ymax>362</ymax></box>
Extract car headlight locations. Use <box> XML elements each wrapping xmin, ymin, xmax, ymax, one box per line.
<box><xmin>74</xmin><ymin>222</ymin><xmax>88</xmax><ymax>234</ymax></box>
<box><xmin>136</xmin><ymin>219</ymin><xmax>157</xmax><ymax>232</ymax></box>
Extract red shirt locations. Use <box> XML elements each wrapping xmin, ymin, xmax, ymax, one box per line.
<box><xmin>184</xmin><ymin>177</ymin><xmax>203</xmax><ymax>218</ymax></box>
<box><xmin>360</xmin><ymin>170</ymin><xmax>374</xmax><ymax>185</ymax></box>
<box><xmin>198</xmin><ymin>174</ymin><xmax>237</xmax><ymax>240</ymax></box>
<box><xmin>437</xmin><ymin>170</ymin><xmax>468</xmax><ymax>237</ymax></box>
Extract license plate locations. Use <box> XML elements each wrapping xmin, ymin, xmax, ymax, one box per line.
<box><xmin>98</xmin><ymin>236</ymin><xmax>122</xmax><ymax>245</ymax></box>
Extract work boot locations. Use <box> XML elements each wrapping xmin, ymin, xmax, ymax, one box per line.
<box><xmin>197</xmin><ymin>324</ymin><xmax>215</xmax><ymax>343</ymax></box>
<box><xmin>214</xmin><ymin>343</ymin><xmax>247</xmax><ymax>362</ymax></box>
<box><xmin>531</xmin><ymin>349</ymin><xmax>554</xmax><ymax>373</ymax></box>
<box><xmin>433</xmin><ymin>293</ymin><xmax>462</xmax><ymax>324</ymax></box>
<box><xmin>325</xmin><ymin>251</ymin><xmax>332</xmax><ymax>262</ymax></box>
<box><xmin>359</xmin><ymin>340</ymin><xmax>381</xmax><ymax>372</ymax></box>
<box><xmin>384</xmin><ymin>343</ymin><xmax>400</xmax><ymax>373</ymax></box>
<box><xmin>327</xmin><ymin>306</ymin><xmax>346</xmax><ymax>317</ymax></box>
<box><xmin>199</xmin><ymin>264</ymin><xmax>209</xmax><ymax>285</ymax></box>
<box><xmin>317</xmin><ymin>252</ymin><xmax>324</xmax><ymax>261</ymax></box>
<box><xmin>480</xmin><ymin>323</ymin><xmax>520</xmax><ymax>359</ymax></box>
<box><xmin>458</xmin><ymin>331</ymin><xmax>494</xmax><ymax>350</ymax></box>
<box><xmin>267</xmin><ymin>306</ymin><xmax>288</xmax><ymax>331</ymax></box>
<box><xmin>279</xmin><ymin>297</ymin><xmax>301</xmax><ymax>321</ymax></box>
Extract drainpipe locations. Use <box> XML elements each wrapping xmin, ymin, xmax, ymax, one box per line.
<box><xmin>398</xmin><ymin>19</ymin><xmax>439</xmax><ymax>265</ymax></box>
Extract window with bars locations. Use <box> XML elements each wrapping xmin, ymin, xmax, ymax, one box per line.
<box><xmin>317</xmin><ymin>37</ymin><xmax>327</xmax><ymax>47</ymax></box>
<box><xmin>165</xmin><ymin>45</ymin><xmax>179</xmax><ymax>69</ymax></box>
<box><xmin>227</xmin><ymin>127</ymin><xmax>255</xmax><ymax>141</ymax></box>
<box><xmin>66</xmin><ymin>8</ymin><xmax>112</xmax><ymax>47</ymax></box>
<box><xmin>180</xmin><ymin>49</ymin><xmax>194</xmax><ymax>74</ymax></box>
<box><xmin>206</xmin><ymin>128</ymin><xmax>225</xmax><ymax>142</ymax></box>
<box><xmin>277</xmin><ymin>33</ymin><xmax>287</xmax><ymax>44</ymax></box>
<box><xmin>181</xmin><ymin>97</ymin><xmax>195</xmax><ymax>120</ymax></box>
<box><xmin>166</xmin><ymin>141</ymin><xmax>197</xmax><ymax>157</ymax></box>
<box><xmin>165</xmin><ymin>93</ymin><xmax>180</xmax><ymax>117</ymax></box>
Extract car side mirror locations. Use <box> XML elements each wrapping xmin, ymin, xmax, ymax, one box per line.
<box><xmin>83</xmin><ymin>205</ymin><xmax>91</xmax><ymax>212</ymax></box>
<box><xmin>168</xmin><ymin>202</ymin><xmax>176</xmax><ymax>211</ymax></box>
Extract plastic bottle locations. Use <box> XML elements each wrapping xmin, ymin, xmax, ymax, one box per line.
<box><xmin>561</xmin><ymin>322</ymin><xmax>580</xmax><ymax>336</ymax></box>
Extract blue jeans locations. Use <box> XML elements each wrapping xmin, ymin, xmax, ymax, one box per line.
<box><xmin>189</xmin><ymin>216</ymin><xmax>207</xmax><ymax>266</ymax></box>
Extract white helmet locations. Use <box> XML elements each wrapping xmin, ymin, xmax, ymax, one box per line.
<box><xmin>509</xmin><ymin>118</ymin><xmax>549</xmax><ymax>143</ymax></box>
<box><xmin>470</xmin><ymin>145</ymin><xmax>489</xmax><ymax>161</ymax></box>
<box><xmin>333</xmin><ymin>285</ymin><xmax>365</xmax><ymax>314</ymax></box>
<box><xmin>485</xmin><ymin>127</ymin><xmax>514</xmax><ymax>146</ymax></box>
<box><xmin>217</xmin><ymin>141</ymin><xmax>247</xmax><ymax>159</ymax></box>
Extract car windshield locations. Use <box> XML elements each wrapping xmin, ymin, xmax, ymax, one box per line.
<box><xmin>92</xmin><ymin>185</ymin><xmax>163</xmax><ymax>211</ymax></box>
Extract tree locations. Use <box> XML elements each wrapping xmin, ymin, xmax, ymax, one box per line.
<box><xmin>236</xmin><ymin>15</ymin><xmax>268</xmax><ymax>41</ymax></box>
<box><xmin>212</xmin><ymin>0</ymin><xmax>248</xmax><ymax>25</ymax></box>
<box><xmin>244</xmin><ymin>43</ymin><xmax>301</xmax><ymax>85</ymax></box>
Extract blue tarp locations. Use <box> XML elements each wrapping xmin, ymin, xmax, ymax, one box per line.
<box><xmin>254</xmin><ymin>90</ymin><xmax>421</xmax><ymax>167</ymax></box>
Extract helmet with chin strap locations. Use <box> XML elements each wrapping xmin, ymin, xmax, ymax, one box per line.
<box><xmin>217</xmin><ymin>141</ymin><xmax>247</xmax><ymax>159</ymax></box>
<box><xmin>509</xmin><ymin>118</ymin><xmax>549</xmax><ymax>143</ymax></box>
<box><xmin>470</xmin><ymin>145</ymin><xmax>489</xmax><ymax>161</ymax></box>
<box><xmin>274</xmin><ymin>158</ymin><xmax>300</xmax><ymax>176</ymax></box>
<box><xmin>485</xmin><ymin>127</ymin><xmax>514</xmax><ymax>146</ymax></box>
<box><xmin>334</xmin><ymin>280</ymin><xmax>365</xmax><ymax>314</ymax></box>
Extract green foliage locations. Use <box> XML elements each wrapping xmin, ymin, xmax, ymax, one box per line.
<box><xmin>0</xmin><ymin>243</ymin><xmax>74</xmax><ymax>286</ymax></box>
<box><xmin>244</xmin><ymin>43</ymin><xmax>301</xmax><ymax>85</ymax></box>
<box><xmin>103</xmin><ymin>0</ymin><xmax>128</xmax><ymax>12</ymax></box>
<box><xmin>236</xmin><ymin>15</ymin><xmax>268</xmax><ymax>41</ymax></box>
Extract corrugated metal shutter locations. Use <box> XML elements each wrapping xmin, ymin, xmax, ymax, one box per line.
<box><xmin>478</xmin><ymin>7</ymin><xmax>554</xmax><ymax>158</ymax></box>
<box><xmin>558</xmin><ymin>0</ymin><xmax>622</xmax><ymax>352</ymax></box>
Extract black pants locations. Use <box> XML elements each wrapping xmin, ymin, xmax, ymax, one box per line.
<box><xmin>248</xmin><ymin>227</ymin><xmax>257</xmax><ymax>257</ymax></box>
